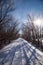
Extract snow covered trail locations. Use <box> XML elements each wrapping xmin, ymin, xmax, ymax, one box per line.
<box><xmin>0</xmin><ymin>38</ymin><xmax>43</xmax><ymax>65</ymax></box>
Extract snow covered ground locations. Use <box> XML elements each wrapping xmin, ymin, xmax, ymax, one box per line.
<box><xmin>0</xmin><ymin>38</ymin><xmax>43</xmax><ymax>65</ymax></box>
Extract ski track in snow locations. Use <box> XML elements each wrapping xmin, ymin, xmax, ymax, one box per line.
<box><xmin>0</xmin><ymin>38</ymin><xmax>43</xmax><ymax>65</ymax></box>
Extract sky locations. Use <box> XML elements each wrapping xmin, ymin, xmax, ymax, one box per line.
<box><xmin>12</xmin><ymin>0</ymin><xmax>43</xmax><ymax>26</ymax></box>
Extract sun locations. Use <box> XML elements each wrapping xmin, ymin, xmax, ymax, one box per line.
<box><xmin>34</xmin><ymin>18</ymin><xmax>41</xmax><ymax>26</ymax></box>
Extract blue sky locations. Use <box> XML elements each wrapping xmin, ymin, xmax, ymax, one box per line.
<box><xmin>12</xmin><ymin>0</ymin><xmax>43</xmax><ymax>24</ymax></box>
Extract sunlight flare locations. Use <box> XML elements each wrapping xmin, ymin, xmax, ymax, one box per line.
<box><xmin>34</xmin><ymin>18</ymin><xmax>42</xmax><ymax>26</ymax></box>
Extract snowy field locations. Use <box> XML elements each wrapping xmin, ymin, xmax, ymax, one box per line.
<box><xmin>0</xmin><ymin>38</ymin><xmax>43</xmax><ymax>65</ymax></box>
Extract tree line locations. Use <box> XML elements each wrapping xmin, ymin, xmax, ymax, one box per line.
<box><xmin>21</xmin><ymin>14</ymin><xmax>43</xmax><ymax>51</ymax></box>
<box><xmin>0</xmin><ymin>0</ymin><xmax>19</xmax><ymax>49</ymax></box>
<box><xmin>0</xmin><ymin>0</ymin><xmax>43</xmax><ymax>51</ymax></box>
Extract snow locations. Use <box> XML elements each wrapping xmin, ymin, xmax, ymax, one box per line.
<box><xmin>0</xmin><ymin>38</ymin><xmax>43</xmax><ymax>65</ymax></box>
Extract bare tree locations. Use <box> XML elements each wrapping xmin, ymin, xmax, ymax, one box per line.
<box><xmin>0</xmin><ymin>0</ymin><xmax>19</xmax><ymax>49</ymax></box>
<box><xmin>22</xmin><ymin>14</ymin><xmax>43</xmax><ymax>50</ymax></box>
<box><xmin>22</xmin><ymin>14</ymin><xmax>36</xmax><ymax>42</ymax></box>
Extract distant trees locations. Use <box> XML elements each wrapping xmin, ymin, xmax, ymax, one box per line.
<box><xmin>22</xmin><ymin>14</ymin><xmax>43</xmax><ymax>50</ymax></box>
<box><xmin>6</xmin><ymin>19</ymin><xmax>19</xmax><ymax>40</ymax></box>
<box><xmin>0</xmin><ymin>0</ymin><xmax>19</xmax><ymax>49</ymax></box>
<box><xmin>22</xmin><ymin>14</ymin><xmax>35</xmax><ymax>42</ymax></box>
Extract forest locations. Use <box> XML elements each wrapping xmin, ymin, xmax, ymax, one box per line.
<box><xmin>0</xmin><ymin>0</ymin><xmax>43</xmax><ymax>52</ymax></box>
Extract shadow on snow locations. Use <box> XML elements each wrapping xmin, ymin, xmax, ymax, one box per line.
<box><xmin>0</xmin><ymin>41</ymin><xmax>43</xmax><ymax>65</ymax></box>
